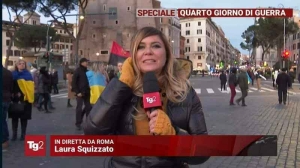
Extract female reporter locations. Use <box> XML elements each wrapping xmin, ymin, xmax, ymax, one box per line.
<box><xmin>84</xmin><ymin>27</ymin><xmax>209</xmax><ymax>168</ymax></box>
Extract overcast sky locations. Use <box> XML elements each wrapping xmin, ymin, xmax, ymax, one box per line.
<box><xmin>2</xmin><ymin>0</ymin><xmax>299</xmax><ymax>54</ymax></box>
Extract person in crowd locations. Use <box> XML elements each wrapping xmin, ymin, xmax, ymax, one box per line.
<box><xmin>255</xmin><ymin>69</ymin><xmax>262</xmax><ymax>91</ymax></box>
<box><xmin>2</xmin><ymin>65</ymin><xmax>13</xmax><ymax>148</ymax></box>
<box><xmin>51</xmin><ymin>69</ymin><xmax>59</xmax><ymax>94</ymax></box>
<box><xmin>86</xmin><ymin>62</ymin><xmax>107</xmax><ymax>106</ymax></box>
<box><xmin>72</xmin><ymin>58</ymin><xmax>91</xmax><ymax>130</ymax></box>
<box><xmin>272</xmin><ymin>70</ymin><xmax>275</xmax><ymax>87</ymax></box>
<box><xmin>48</xmin><ymin>69</ymin><xmax>53</xmax><ymax>93</ymax></box>
<box><xmin>84</xmin><ymin>27</ymin><xmax>209</xmax><ymax>167</ymax></box>
<box><xmin>274</xmin><ymin>69</ymin><xmax>279</xmax><ymax>89</ymax></box>
<box><xmin>219</xmin><ymin>70</ymin><xmax>227</xmax><ymax>91</ymax></box>
<box><xmin>102</xmin><ymin>64</ymin><xmax>110</xmax><ymax>84</ymax></box>
<box><xmin>276</xmin><ymin>68</ymin><xmax>292</xmax><ymax>105</ymax></box>
<box><xmin>107</xmin><ymin>65</ymin><xmax>116</xmax><ymax>81</ymax></box>
<box><xmin>116</xmin><ymin>62</ymin><xmax>123</xmax><ymax>79</ymax></box>
<box><xmin>9</xmin><ymin>60</ymin><xmax>34</xmax><ymax>141</ymax></box>
<box><xmin>228</xmin><ymin>68</ymin><xmax>238</xmax><ymax>105</ymax></box>
<box><xmin>247</xmin><ymin>68</ymin><xmax>254</xmax><ymax>86</ymax></box>
<box><xmin>66</xmin><ymin>69</ymin><xmax>75</xmax><ymax>107</ymax></box>
<box><xmin>236</xmin><ymin>68</ymin><xmax>249</xmax><ymax>106</ymax></box>
<box><xmin>63</xmin><ymin>62</ymin><xmax>70</xmax><ymax>86</ymax></box>
<box><xmin>37</xmin><ymin>67</ymin><xmax>52</xmax><ymax>113</ymax></box>
<box><xmin>32</xmin><ymin>68</ymin><xmax>40</xmax><ymax>107</ymax></box>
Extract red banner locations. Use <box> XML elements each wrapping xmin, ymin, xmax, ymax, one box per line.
<box><xmin>45</xmin><ymin>135</ymin><xmax>277</xmax><ymax>156</ymax></box>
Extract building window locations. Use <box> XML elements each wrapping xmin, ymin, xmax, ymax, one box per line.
<box><xmin>127</xmin><ymin>6</ymin><xmax>131</xmax><ymax>11</ymax></box>
<box><xmin>14</xmin><ymin>50</ymin><xmax>21</xmax><ymax>56</ymax></box>
<box><xmin>185</xmin><ymin>23</ymin><xmax>190</xmax><ymax>27</ymax></box>
<box><xmin>6</xmin><ymin>50</ymin><xmax>13</xmax><ymax>56</ymax></box>
<box><xmin>185</xmin><ymin>30</ymin><xmax>190</xmax><ymax>35</ymax></box>
<box><xmin>198</xmin><ymin>38</ymin><xmax>201</xmax><ymax>42</ymax></box>
<box><xmin>32</xmin><ymin>20</ymin><xmax>36</xmax><ymax>25</ymax></box>
<box><xmin>197</xmin><ymin>63</ymin><xmax>202</xmax><ymax>67</ymax></box>
<box><xmin>297</xmin><ymin>42</ymin><xmax>300</xmax><ymax>49</ymax></box>
<box><xmin>186</xmin><ymin>39</ymin><xmax>189</xmax><ymax>43</ymax></box>
<box><xmin>103</xmin><ymin>4</ymin><xmax>106</xmax><ymax>11</ymax></box>
<box><xmin>6</xmin><ymin>40</ymin><xmax>10</xmax><ymax>46</ymax></box>
<box><xmin>160</xmin><ymin>28</ymin><xmax>163</xmax><ymax>32</ymax></box>
<box><xmin>185</xmin><ymin>47</ymin><xmax>190</xmax><ymax>52</ymax></box>
<box><xmin>93</xmin><ymin>21</ymin><xmax>96</xmax><ymax>24</ymax></box>
<box><xmin>198</xmin><ymin>21</ymin><xmax>201</xmax><ymax>26</ymax></box>
<box><xmin>198</xmin><ymin>46</ymin><xmax>202</xmax><ymax>51</ymax></box>
<box><xmin>101</xmin><ymin>50</ymin><xmax>109</xmax><ymax>54</ymax></box>
<box><xmin>93</xmin><ymin>34</ymin><xmax>96</xmax><ymax>38</ymax></box>
<box><xmin>198</xmin><ymin>56</ymin><xmax>201</xmax><ymax>59</ymax></box>
<box><xmin>115</xmin><ymin>20</ymin><xmax>118</xmax><ymax>24</ymax></box>
<box><xmin>80</xmin><ymin>50</ymin><xmax>83</xmax><ymax>55</ymax></box>
<box><xmin>187</xmin><ymin>56</ymin><xmax>189</xmax><ymax>60</ymax></box>
<box><xmin>197</xmin><ymin>29</ymin><xmax>202</xmax><ymax>34</ymax></box>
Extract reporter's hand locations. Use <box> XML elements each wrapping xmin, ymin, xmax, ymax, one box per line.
<box><xmin>147</xmin><ymin>109</ymin><xmax>175</xmax><ymax>135</ymax></box>
<box><xmin>119</xmin><ymin>57</ymin><xmax>135</xmax><ymax>88</ymax></box>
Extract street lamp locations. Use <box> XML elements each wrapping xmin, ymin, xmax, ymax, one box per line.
<box><xmin>46</xmin><ymin>20</ymin><xmax>55</xmax><ymax>70</ymax></box>
<box><xmin>278</xmin><ymin>4</ymin><xmax>286</xmax><ymax>68</ymax></box>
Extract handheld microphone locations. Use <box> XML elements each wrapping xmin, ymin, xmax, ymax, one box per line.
<box><xmin>143</xmin><ymin>72</ymin><xmax>162</xmax><ymax>113</ymax></box>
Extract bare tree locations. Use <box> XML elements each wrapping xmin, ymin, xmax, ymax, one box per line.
<box><xmin>3</xmin><ymin>0</ymin><xmax>38</xmax><ymax>67</ymax></box>
<box><xmin>37</xmin><ymin>0</ymin><xmax>88</xmax><ymax>65</ymax></box>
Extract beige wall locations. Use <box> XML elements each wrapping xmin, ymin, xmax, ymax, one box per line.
<box><xmin>180</xmin><ymin>36</ymin><xmax>185</xmax><ymax>58</ymax></box>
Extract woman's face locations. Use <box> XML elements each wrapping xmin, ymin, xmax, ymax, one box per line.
<box><xmin>17</xmin><ymin>61</ymin><xmax>26</xmax><ymax>70</ymax></box>
<box><xmin>99</xmin><ymin>65</ymin><xmax>104</xmax><ymax>72</ymax></box>
<box><xmin>136</xmin><ymin>35</ymin><xmax>167</xmax><ymax>74</ymax></box>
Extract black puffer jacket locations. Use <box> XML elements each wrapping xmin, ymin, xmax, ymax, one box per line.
<box><xmin>71</xmin><ymin>65</ymin><xmax>89</xmax><ymax>95</ymax></box>
<box><xmin>84</xmin><ymin>76</ymin><xmax>209</xmax><ymax>167</ymax></box>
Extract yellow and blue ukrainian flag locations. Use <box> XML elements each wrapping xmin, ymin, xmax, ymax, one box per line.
<box><xmin>86</xmin><ymin>71</ymin><xmax>106</xmax><ymax>104</ymax></box>
<box><xmin>246</xmin><ymin>72</ymin><xmax>252</xmax><ymax>84</ymax></box>
<box><xmin>12</xmin><ymin>70</ymin><xmax>35</xmax><ymax>103</ymax></box>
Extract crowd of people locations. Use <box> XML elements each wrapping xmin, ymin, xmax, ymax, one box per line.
<box><xmin>1</xmin><ymin>58</ymin><xmax>123</xmax><ymax>149</ymax></box>
<box><xmin>219</xmin><ymin>67</ymin><xmax>294</xmax><ymax>106</ymax></box>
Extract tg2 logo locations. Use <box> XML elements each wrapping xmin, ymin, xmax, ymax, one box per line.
<box><xmin>27</xmin><ymin>141</ymin><xmax>44</xmax><ymax>151</ymax></box>
<box><xmin>25</xmin><ymin>135</ymin><xmax>46</xmax><ymax>156</ymax></box>
<box><xmin>146</xmin><ymin>96</ymin><xmax>156</xmax><ymax>103</ymax></box>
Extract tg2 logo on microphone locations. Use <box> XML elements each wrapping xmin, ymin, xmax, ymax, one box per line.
<box><xmin>146</xmin><ymin>96</ymin><xmax>156</xmax><ymax>103</ymax></box>
<box><xmin>25</xmin><ymin>135</ymin><xmax>46</xmax><ymax>156</ymax></box>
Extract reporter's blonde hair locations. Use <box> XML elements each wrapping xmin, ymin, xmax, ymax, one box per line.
<box><xmin>130</xmin><ymin>27</ymin><xmax>190</xmax><ymax>117</ymax></box>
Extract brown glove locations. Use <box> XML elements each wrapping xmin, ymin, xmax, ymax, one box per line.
<box><xmin>119</xmin><ymin>57</ymin><xmax>135</xmax><ymax>88</ymax></box>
